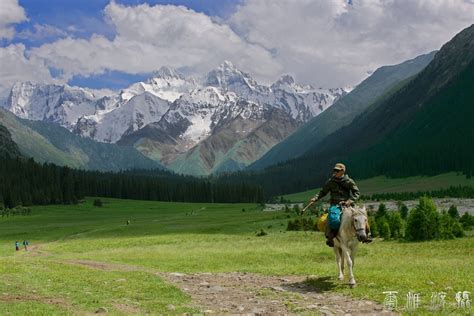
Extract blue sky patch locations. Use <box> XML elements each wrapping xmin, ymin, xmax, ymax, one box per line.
<box><xmin>69</xmin><ymin>70</ymin><xmax>152</xmax><ymax>90</ymax></box>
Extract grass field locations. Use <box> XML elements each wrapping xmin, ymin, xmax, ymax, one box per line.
<box><xmin>282</xmin><ymin>172</ymin><xmax>474</xmax><ymax>202</ymax></box>
<box><xmin>0</xmin><ymin>197</ymin><xmax>473</xmax><ymax>314</ymax></box>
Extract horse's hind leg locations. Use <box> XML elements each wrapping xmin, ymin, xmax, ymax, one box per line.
<box><xmin>334</xmin><ymin>247</ymin><xmax>344</xmax><ymax>281</ymax></box>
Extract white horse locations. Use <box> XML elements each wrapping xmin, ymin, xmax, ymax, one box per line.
<box><xmin>333</xmin><ymin>206</ymin><xmax>368</xmax><ymax>288</ymax></box>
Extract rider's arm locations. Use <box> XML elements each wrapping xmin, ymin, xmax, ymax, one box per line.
<box><xmin>311</xmin><ymin>179</ymin><xmax>331</xmax><ymax>203</ymax></box>
<box><xmin>347</xmin><ymin>179</ymin><xmax>360</xmax><ymax>204</ymax></box>
<box><xmin>345</xmin><ymin>179</ymin><xmax>360</xmax><ymax>205</ymax></box>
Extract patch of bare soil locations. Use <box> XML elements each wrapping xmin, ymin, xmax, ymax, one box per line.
<box><xmin>24</xmin><ymin>244</ymin><xmax>52</xmax><ymax>257</ymax></box>
<box><xmin>0</xmin><ymin>293</ymin><xmax>76</xmax><ymax>312</ymax></box>
<box><xmin>66</xmin><ymin>259</ymin><xmax>154</xmax><ymax>273</ymax></box>
<box><xmin>66</xmin><ymin>260</ymin><xmax>394</xmax><ymax>315</ymax></box>
<box><xmin>160</xmin><ymin>272</ymin><xmax>394</xmax><ymax>315</ymax></box>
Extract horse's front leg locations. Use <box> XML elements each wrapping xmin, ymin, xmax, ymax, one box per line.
<box><xmin>341</xmin><ymin>245</ymin><xmax>356</xmax><ymax>287</ymax></box>
<box><xmin>334</xmin><ymin>247</ymin><xmax>344</xmax><ymax>280</ymax></box>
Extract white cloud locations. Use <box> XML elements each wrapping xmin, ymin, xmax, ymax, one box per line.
<box><xmin>0</xmin><ymin>44</ymin><xmax>57</xmax><ymax>96</ymax></box>
<box><xmin>0</xmin><ymin>0</ymin><xmax>27</xmax><ymax>39</ymax></box>
<box><xmin>2</xmin><ymin>0</ymin><xmax>473</xmax><ymax>93</ymax></box>
<box><xmin>17</xmin><ymin>23</ymin><xmax>68</xmax><ymax>40</ymax></box>
<box><xmin>29</xmin><ymin>2</ymin><xmax>281</xmax><ymax>84</ymax></box>
<box><xmin>229</xmin><ymin>0</ymin><xmax>474</xmax><ymax>87</ymax></box>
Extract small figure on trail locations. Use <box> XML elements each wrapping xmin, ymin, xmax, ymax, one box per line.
<box><xmin>15</xmin><ymin>241</ymin><xmax>19</xmax><ymax>251</ymax></box>
<box><xmin>23</xmin><ymin>240</ymin><xmax>29</xmax><ymax>251</ymax></box>
<box><xmin>309</xmin><ymin>163</ymin><xmax>372</xmax><ymax>247</ymax></box>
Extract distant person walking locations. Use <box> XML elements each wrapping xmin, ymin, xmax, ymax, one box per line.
<box><xmin>15</xmin><ymin>241</ymin><xmax>20</xmax><ymax>251</ymax></box>
<box><xmin>23</xmin><ymin>240</ymin><xmax>29</xmax><ymax>251</ymax></box>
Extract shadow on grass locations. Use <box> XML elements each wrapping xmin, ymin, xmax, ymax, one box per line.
<box><xmin>286</xmin><ymin>276</ymin><xmax>338</xmax><ymax>293</ymax></box>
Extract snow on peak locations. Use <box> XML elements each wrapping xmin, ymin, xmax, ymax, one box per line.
<box><xmin>121</xmin><ymin>67</ymin><xmax>197</xmax><ymax>103</ymax></box>
<box><xmin>219</xmin><ymin>60</ymin><xmax>239</xmax><ymax>72</ymax></box>
<box><xmin>7</xmin><ymin>81</ymin><xmax>98</xmax><ymax>127</ymax></box>
<box><xmin>6</xmin><ymin>66</ymin><xmax>347</xmax><ymax>147</ymax></box>
<box><xmin>183</xmin><ymin>86</ymin><xmax>234</xmax><ymax>105</ymax></box>
<box><xmin>206</xmin><ymin>61</ymin><xmax>260</xmax><ymax>92</ymax></box>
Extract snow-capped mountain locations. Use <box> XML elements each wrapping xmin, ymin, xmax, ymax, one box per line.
<box><xmin>74</xmin><ymin>92</ymin><xmax>170</xmax><ymax>143</ymax></box>
<box><xmin>120</xmin><ymin>66</ymin><xmax>197</xmax><ymax>102</ymax></box>
<box><xmin>5</xmin><ymin>62</ymin><xmax>347</xmax><ymax>174</ymax></box>
<box><xmin>7</xmin><ymin>82</ymin><xmax>99</xmax><ymax>129</ymax></box>
<box><xmin>206</xmin><ymin>61</ymin><xmax>346</xmax><ymax>122</ymax></box>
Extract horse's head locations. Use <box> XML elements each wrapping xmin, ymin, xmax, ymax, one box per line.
<box><xmin>351</xmin><ymin>207</ymin><xmax>368</xmax><ymax>242</ymax></box>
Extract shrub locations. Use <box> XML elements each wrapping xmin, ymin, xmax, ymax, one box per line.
<box><xmin>439</xmin><ymin>212</ymin><xmax>455</xmax><ymax>239</ymax></box>
<box><xmin>388</xmin><ymin>212</ymin><xmax>403</xmax><ymax>239</ymax></box>
<box><xmin>398</xmin><ymin>202</ymin><xmax>409</xmax><ymax>219</ymax></box>
<box><xmin>448</xmin><ymin>205</ymin><xmax>460</xmax><ymax>219</ymax></box>
<box><xmin>368</xmin><ymin>215</ymin><xmax>378</xmax><ymax>237</ymax></box>
<box><xmin>286</xmin><ymin>217</ymin><xmax>316</xmax><ymax>231</ymax></box>
<box><xmin>405</xmin><ymin>197</ymin><xmax>440</xmax><ymax>241</ymax></box>
<box><xmin>256</xmin><ymin>229</ymin><xmax>267</xmax><ymax>237</ymax></box>
<box><xmin>292</xmin><ymin>204</ymin><xmax>301</xmax><ymax>216</ymax></box>
<box><xmin>452</xmin><ymin>221</ymin><xmax>465</xmax><ymax>238</ymax></box>
<box><xmin>376</xmin><ymin>203</ymin><xmax>388</xmax><ymax>219</ymax></box>
<box><xmin>287</xmin><ymin>219</ymin><xmax>300</xmax><ymax>231</ymax></box>
<box><xmin>459</xmin><ymin>212</ymin><xmax>474</xmax><ymax>229</ymax></box>
<box><xmin>93</xmin><ymin>199</ymin><xmax>103</xmax><ymax>207</ymax></box>
<box><xmin>1</xmin><ymin>206</ymin><xmax>32</xmax><ymax>217</ymax></box>
<box><xmin>439</xmin><ymin>212</ymin><xmax>465</xmax><ymax>239</ymax></box>
<box><xmin>378</xmin><ymin>218</ymin><xmax>391</xmax><ymax>240</ymax></box>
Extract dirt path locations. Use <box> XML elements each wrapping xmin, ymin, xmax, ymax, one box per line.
<box><xmin>67</xmin><ymin>259</ymin><xmax>392</xmax><ymax>315</ymax></box>
<box><xmin>0</xmin><ymin>294</ymin><xmax>76</xmax><ymax>312</ymax></box>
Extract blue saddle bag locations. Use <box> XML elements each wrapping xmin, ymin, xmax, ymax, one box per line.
<box><xmin>328</xmin><ymin>205</ymin><xmax>342</xmax><ymax>230</ymax></box>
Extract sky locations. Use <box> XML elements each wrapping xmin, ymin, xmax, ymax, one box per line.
<box><xmin>0</xmin><ymin>0</ymin><xmax>473</xmax><ymax>96</ymax></box>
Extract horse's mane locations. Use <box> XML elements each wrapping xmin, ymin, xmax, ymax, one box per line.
<box><xmin>345</xmin><ymin>206</ymin><xmax>367</xmax><ymax>217</ymax></box>
<box><xmin>353</xmin><ymin>206</ymin><xmax>367</xmax><ymax>215</ymax></box>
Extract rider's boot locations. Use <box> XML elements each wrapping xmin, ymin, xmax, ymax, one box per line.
<box><xmin>325</xmin><ymin>229</ymin><xmax>336</xmax><ymax>247</ymax></box>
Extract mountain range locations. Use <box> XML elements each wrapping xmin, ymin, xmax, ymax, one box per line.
<box><xmin>4</xmin><ymin>22</ymin><xmax>471</xmax><ymax>185</ymax></box>
<box><xmin>4</xmin><ymin>61</ymin><xmax>346</xmax><ymax>175</ymax></box>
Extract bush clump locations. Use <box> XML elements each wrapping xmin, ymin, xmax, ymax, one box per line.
<box><xmin>406</xmin><ymin>197</ymin><xmax>440</xmax><ymax>241</ymax></box>
<box><xmin>287</xmin><ymin>217</ymin><xmax>317</xmax><ymax>231</ymax></box>
<box><xmin>256</xmin><ymin>229</ymin><xmax>267</xmax><ymax>237</ymax></box>
<box><xmin>0</xmin><ymin>206</ymin><xmax>32</xmax><ymax>217</ymax></box>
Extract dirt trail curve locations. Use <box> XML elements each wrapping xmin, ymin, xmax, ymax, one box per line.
<box><xmin>68</xmin><ymin>259</ymin><xmax>394</xmax><ymax>315</ymax></box>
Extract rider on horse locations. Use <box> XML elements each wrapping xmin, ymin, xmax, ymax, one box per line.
<box><xmin>310</xmin><ymin>163</ymin><xmax>373</xmax><ymax>247</ymax></box>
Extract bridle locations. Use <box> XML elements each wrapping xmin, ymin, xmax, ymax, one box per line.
<box><xmin>350</xmin><ymin>207</ymin><xmax>367</xmax><ymax>238</ymax></box>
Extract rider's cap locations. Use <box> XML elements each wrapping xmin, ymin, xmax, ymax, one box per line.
<box><xmin>333</xmin><ymin>163</ymin><xmax>346</xmax><ymax>172</ymax></box>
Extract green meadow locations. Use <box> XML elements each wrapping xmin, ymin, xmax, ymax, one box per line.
<box><xmin>282</xmin><ymin>172</ymin><xmax>474</xmax><ymax>202</ymax></box>
<box><xmin>0</xmin><ymin>197</ymin><xmax>473</xmax><ymax>315</ymax></box>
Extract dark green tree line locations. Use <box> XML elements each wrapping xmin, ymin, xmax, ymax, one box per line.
<box><xmin>0</xmin><ymin>157</ymin><xmax>263</xmax><ymax>208</ymax></box>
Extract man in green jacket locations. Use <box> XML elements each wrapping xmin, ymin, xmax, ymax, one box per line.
<box><xmin>310</xmin><ymin>163</ymin><xmax>372</xmax><ymax>247</ymax></box>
